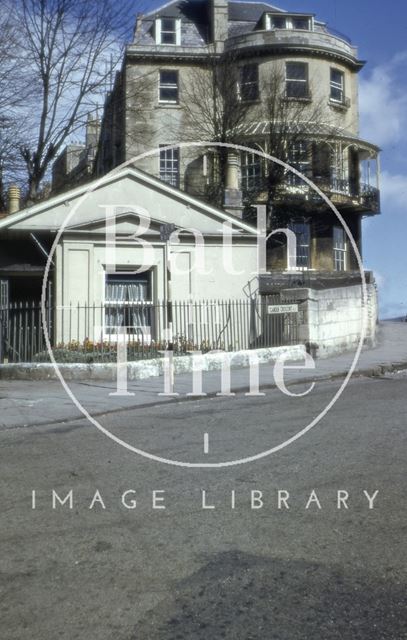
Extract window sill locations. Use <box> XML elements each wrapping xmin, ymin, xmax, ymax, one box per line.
<box><xmin>156</xmin><ymin>103</ymin><xmax>182</xmax><ymax>109</ymax></box>
<box><xmin>240</xmin><ymin>98</ymin><xmax>261</xmax><ymax>105</ymax></box>
<box><xmin>284</xmin><ymin>95</ymin><xmax>312</xmax><ymax>103</ymax></box>
<box><xmin>329</xmin><ymin>98</ymin><xmax>350</xmax><ymax>110</ymax></box>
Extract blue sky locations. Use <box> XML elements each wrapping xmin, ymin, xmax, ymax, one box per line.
<box><xmin>139</xmin><ymin>0</ymin><xmax>407</xmax><ymax>318</ymax></box>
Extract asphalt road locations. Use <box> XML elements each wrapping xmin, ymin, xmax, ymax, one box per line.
<box><xmin>0</xmin><ymin>372</ymin><xmax>406</xmax><ymax>639</ymax></box>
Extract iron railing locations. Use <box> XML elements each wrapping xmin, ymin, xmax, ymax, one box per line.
<box><xmin>243</xmin><ymin>175</ymin><xmax>380</xmax><ymax>212</ymax></box>
<box><xmin>0</xmin><ymin>297</ymin><xmax>301</xmax><ymax>364</ymax></box>
<box><xmin>326</xmin><ymin>27</ymin><xmax>353</xmax><ymax>45</ymax></box>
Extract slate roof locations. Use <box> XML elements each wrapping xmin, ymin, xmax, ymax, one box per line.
<box><xmin>144</xmin><ymin>0</ymin><xmax>284</xmax><ymax>22</ymax></box>
<box><xmin>135</xmin><ymin>1</ymin><xmax>285</xmax><ymax>46</ymax></box>
<box><xmin>133</xmin><ymin>1</ymin><xmax>352</xmax><ymax>52</ymax></box>
<box><xmin>229</xmin><ymin>2</ymin><xmax>284</xmax><ymax>21</ymax></box>
<box><xmin>145</xmin><ymin>0</ymin><xmax>208</xmax><ymax>22</ymax></box>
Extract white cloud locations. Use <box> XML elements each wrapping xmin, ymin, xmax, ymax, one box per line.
<box><xmin>359</xmin><ymin>52</ymin><xmax>407</xmax><ymax>147</ymax></box>
<box><xmin>380</xmin><ymin>171</ymin><xmax>407</xmax><ymax>211</ymax></box>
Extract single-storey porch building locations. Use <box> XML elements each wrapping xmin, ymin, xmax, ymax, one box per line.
<box><xmin>0</xmin><ymin>167</ymin><xmax>262</xmax><ymax>351</ymax></box>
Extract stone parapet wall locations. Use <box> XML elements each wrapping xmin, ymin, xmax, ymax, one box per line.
<box><xmin>282</xmin><ymin>283</ymin><xmax>378</xmax><ymax>358</ymax></box>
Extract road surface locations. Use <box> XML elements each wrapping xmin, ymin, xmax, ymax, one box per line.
<box><xmin>0</xmin><ymin>371</ymin><xmax>406</xmax><ymax>639</ymax></box>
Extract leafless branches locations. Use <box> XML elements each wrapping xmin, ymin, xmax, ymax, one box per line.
<box><xmin>0</xmin><ymin>0</ymin><xmax>140</xmax><ymax>204</ymax></box>
<box><xmin>16</xmin><ymin>0</ymin><xmax>137</xmax><ymax>201</ymax></box>
<box><xmin>0</xmin><ymin>1</ymin><xmax>32</xmax><ymax>208</ymax></box>
<box><xmin>181</xmin><ymin>52</ymin><xmax>251</xmax><ymax>206</ymax></box>
<box><xmin>261</xmin><ymin>67</ymin><xmax>326</xmax><ymax>201</ymax></box>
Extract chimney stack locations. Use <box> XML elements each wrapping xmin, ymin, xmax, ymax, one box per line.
<box><xmin>7</xmin><ymin>185</ymin><xmax>20</xmax><ymax>215</ymax></box>
<box><xmin>211</xmin><ymin>0</ymin><xmax>228</xmax><ymax>51</ymax></box>
<box><xmin>134</xmin><ymin>13</ymin><xmax>144</xmax><ymax>40</ymax></box>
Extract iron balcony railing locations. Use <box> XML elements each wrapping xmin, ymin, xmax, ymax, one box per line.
<box><xmin>242</xmin><ymin>175</ymin><xmax>380</xmax><ymax>212</ymax></box>
<box><xmin>326</xmin><ymin>27</ymin><xmax>353</xmax><ymax>45</ymax></box>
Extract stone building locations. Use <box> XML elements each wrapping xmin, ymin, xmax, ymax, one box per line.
<box><xmin>52</xmin><ymin>116</ymin><xmax>100</xmax><ymax>194</ymax></box>
<box><xmin>93</xmin><ymin>0</ymin><xmax>380</xmax><ymax>278</ymax></box>
<box><xmin>49</xmin><ymin>0</ymin><xmax>381</xmax><ymax>355</ymax></box>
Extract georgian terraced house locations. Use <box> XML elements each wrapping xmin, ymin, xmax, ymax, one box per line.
<box><xmin>80</xmin><ymin>0</ymin><xmax>381</xmax><ymax>352</ymax></box>
<box><xmin>93</xmin><ymin>0</ymin><xmax>380</xmax><ymax>273</ymax></box>
<box><xmin>0</xmin><ymin>0</ymin><xmax>380</xmax><ymax>359</ymax></box>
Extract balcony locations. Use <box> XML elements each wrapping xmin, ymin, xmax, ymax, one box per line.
<box><xmin>309</xmin><ymin>177</ymin><xmax>380</xmax><ymax>213</ymax></box>
<box><xmin>242</xmin><ymin>175</ymin><xmax>381</xmax><ymax>214</ymax></box>
<box><xmin>224</xmin><ymin>28</ymin><xmax>361</xmax><ymax>69</ymax></box>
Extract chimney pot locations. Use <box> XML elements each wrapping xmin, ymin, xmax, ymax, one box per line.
<box><xmin>8</xmin><ymin>184</ymin><xmax>20</xmax><ymax>215</ymax></box>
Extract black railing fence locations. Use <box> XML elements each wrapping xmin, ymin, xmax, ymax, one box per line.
<box><xmin>242</xmin><ymin>175</ymin><xmax>380</xmax><ymax>212</ymax></box>
<box><xmin>0</xmin><ymin>297</ymin><xmax>301</xmax><ymax>364</ymax></box>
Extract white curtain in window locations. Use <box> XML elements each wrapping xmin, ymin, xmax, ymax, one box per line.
<box><xmin>105</xmin><ymin>280</ymin><xmax>150</xmax><ymax>331</ymax></box>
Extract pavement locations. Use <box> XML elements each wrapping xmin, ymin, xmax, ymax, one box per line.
<box><xmin>0</xmin><ymin>321</ymin><xmax>406</xmax><ymax>431</ymax></box>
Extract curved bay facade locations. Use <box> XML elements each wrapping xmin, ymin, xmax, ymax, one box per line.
<box><xmin>90</xmin><ymin>0</ymin><xmax>380</xmax><ymax>279</ymax></box>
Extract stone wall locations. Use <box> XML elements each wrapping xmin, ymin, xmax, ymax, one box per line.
<box><xmin>282</xmin><ymin>282</ymin><xmax>378</xmax><ymax>358</ymax></box>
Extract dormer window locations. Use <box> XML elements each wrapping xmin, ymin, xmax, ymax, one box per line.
<box><xmin>155</xmin><ymin>17</ymin><xmax>181</xmax><ymax>45</ymax></box>
<box><xmin>271</xmin><ymin>15</ymin><xmax>286</xmax><ymax>29</ymax></box>
<box><xmin>292</xmin><ymin>17</ymin><xmax>310</xmax><ymax>30</ymax></box>
<box><xmin>266</xmin><ymin>13</ymin><xmax>314</xmax><ymax>32</ymax></box>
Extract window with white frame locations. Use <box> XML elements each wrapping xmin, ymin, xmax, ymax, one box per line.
<box><xmin>241</xmin><ymin>151</ymin><xmax>261</xmax><ymax>191</ymax></box>
<box><xmin>286</xmin><ymin>62</ymin><xmax>309</xmax><ymax>99</ymax></box>
<box><xmin>333</xmin><ymin>226</ymin><xmax>347</xmax><ymax>271</ymax></box>
<box><xmin>160</xmin><ymin>146</ymin><xmax>180</xmax><ymax>187</ymax></box>
<box><xmin>330</xmin><ymin>68</ymin><xmax>345</xmax><ymax>103</ymax></box>
<box><xmin>290</xmin><ymin>222</ymin><xmax>311</xmax><ymax>268</ymax></box>
<box><xmin>105</xmin><ymin>272</ymin><xmax>152</xmax><ymax>336</ymax></box>
<box><xmin>155</xmin><ymin>17</ymin><xmax>181</xmax><ymax>45</ymax></box>
<box><xmin>239</xmin><ymin>64</ymin><xmax>259</xmax><ymax>101</ymax></box>
<box><xmin>266</xmin><ymin>14</ymin><xmax>313</xmax><ymax>31</ymax></box>
<box><xmin>159</xmin><ymin>70</ymin><xmax>179</xmax><ymax>103</ymax></box>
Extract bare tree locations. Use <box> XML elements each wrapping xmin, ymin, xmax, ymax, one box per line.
<box><xmin>174</xmin><ymin>58</ymin><xmax>333</xmax><ymax>216</ymax></box>
<box><xmin>242</xmin><ymin>67</ymin><xmax>328</xmax><ymax>225</ymax></box>
<box><xmin>12</xmin><ymin>0</ymin><xmax>137</xmax><ymax>202</ymax></box>
<box><xmin>181</xmin><ymin>51</ymin><xmax>251</xmax><ymax>207</ymax></box>
<box><xmin>0</xmin><ymin>1</ymin><xmax>32</xmax><ymax>209</ymax></box>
